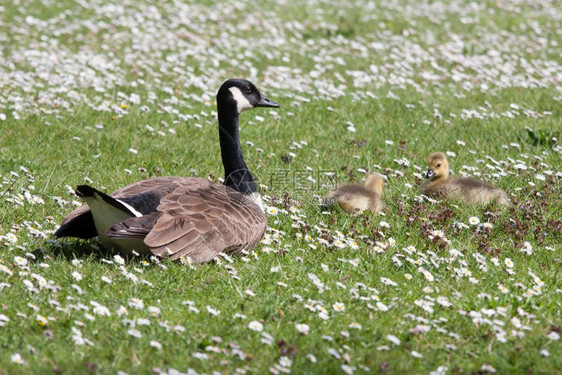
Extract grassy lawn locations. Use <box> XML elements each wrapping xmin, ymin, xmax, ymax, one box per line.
<box><xmin>1</xmin><ymin>0</ymin><xmax>561</xmax><ymax>374</ymax></box>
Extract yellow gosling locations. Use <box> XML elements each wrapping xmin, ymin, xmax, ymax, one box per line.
<box><xmin>326</xmin><ymin>173</ymin><xmax>385</xmax><ymax>213</ymax></box>
<box><xmin>420</xmin><ymin>152</ymin><xmax>509</xmax><ymax>206</ymax></box>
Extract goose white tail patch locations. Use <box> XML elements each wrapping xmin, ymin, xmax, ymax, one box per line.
<box><xmin>80</xmin><ymin>194</ymin><xmax>140</xmax><ymax>251</ymax></box>
<box><xmin>115</xmin><ymin>199</ymin><xmax>143</xmax><ymax>217</ymax></box>
<box><xmin>229</xmin><ymin>87</ymin><xmax>253</xmax><ymax>113</ymax></box>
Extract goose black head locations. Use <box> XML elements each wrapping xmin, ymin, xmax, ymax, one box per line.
<box><xmin>217</xmin><ymin>79</ymin><xmax>279</xmax><ymax>114</ymax></box>
<box><xmin>425</xmin><ymin>152</ymin><xmax>449</xmax><ymax>179</ymax></box>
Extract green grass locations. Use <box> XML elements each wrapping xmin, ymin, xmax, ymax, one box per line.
<box><xmin>1</xmin><ymin>0</ymin><xmax>561</xmax><ymax>374</ymax></box>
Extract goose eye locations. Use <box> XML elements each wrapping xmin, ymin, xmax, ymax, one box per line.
<box><xmin>245</xmin><ymin>86</ymin><xmax>252</xmax><ymax>94</ymax></box>
<box><xmin>436</xmin><ymin>163</ymin><xmax>441</xmax><ymax>168</ymax></box>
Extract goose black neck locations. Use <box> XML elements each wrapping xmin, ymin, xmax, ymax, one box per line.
<box><xmin>218</xmin><ymin>104</ymin><xmax>258</xmax><ymax>194</ymax></box>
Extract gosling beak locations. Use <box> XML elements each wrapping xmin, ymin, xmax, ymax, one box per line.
<box><xmin>425</xmin><ymin>169</ymin><xmax>435</xmax><ymax>179</ymax></box>
<box><xmin>256</xmin><ymin>93</ymin><xmax>280</xmax><ymax>108</ymax></box>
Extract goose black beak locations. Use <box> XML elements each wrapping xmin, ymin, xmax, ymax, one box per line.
<box><xmin>425</xmin><ymin>169</ymin><xmax>435</xmax><ymax>179</ymax></box>
<box><xmin>256</xmin><ymin>94</ymin><xmax>280</xmax><ymax>108</ymax></box>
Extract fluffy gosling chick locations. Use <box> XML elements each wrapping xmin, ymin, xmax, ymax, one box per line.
<box><xmin>326</xmin><ymin>173</ymin><xmax>385</xmax><ymax>213</ymax></box>
<box><xmin>420</xmin><ymin>152</ymin><xmax>509</xmax><ymax>206</ymax></box>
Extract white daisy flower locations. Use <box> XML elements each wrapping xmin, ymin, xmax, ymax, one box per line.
<box><xmin>296</xmin><ymin>323</ymin><xmax>309</xmax><ymax>335</ymax></box>
<box><xmin>332</xmin><ymin>302</ymin><xmax>345</xmax><ymax>312</ymax></box>
<box><xmin>248</xmin><ymin>321</ymin><xmax>263</xmax><ymax>332</ymax></box>
<box><xmin>469</xmin><ymin>217</ymin><xmax>480</xmax><ymax>225</ymax></box>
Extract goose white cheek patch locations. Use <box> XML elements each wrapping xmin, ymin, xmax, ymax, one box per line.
<box><xmin>229</xmin><ymin>87</ymin><xmax>253</xmax><ymax>113</ymax></box>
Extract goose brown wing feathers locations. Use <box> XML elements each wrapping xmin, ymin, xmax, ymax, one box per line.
<box><xmin>106</xmin><ymin>178</ymin><xmax>266</xmax><ymax>263</ymax></box>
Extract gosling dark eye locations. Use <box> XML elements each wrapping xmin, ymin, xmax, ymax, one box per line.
<box><xmin>436</xmin><ymin>164</ymin><xmax>441</xmax><ymax>168</ymax></box>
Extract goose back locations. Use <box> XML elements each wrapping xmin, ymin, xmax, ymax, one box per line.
<box><xmin>55</xmin><ymin>177</ymin><xmax>190</xmax><ymax>239</ymax></box>
<box><xmin>447</xmin><ymin>177</ymin><xmax>509</xmax><ymax>205</ymax></box>
<box><xmin>421</xmin><ymin>176</ymin><xmax>508</xmax><ymax>205</ymax></box>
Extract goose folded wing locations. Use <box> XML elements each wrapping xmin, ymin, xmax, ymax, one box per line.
<box><xmin>142</xmin><ymin>183</ymin><xmax>267</xmax><ymax>263</ymax></box>
<box><xmin>105</xmin><ymin>212</ymin><xmax>161</xmax><ymax>239</ymax></box>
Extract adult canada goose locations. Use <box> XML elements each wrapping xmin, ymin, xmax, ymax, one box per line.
<box><xmin>325</xmin><ymin>173</ymin><xmax>385</xmax><ymax>213</ymax></box>
<box><xmin>54</xmin><ymin>79</ymin><xmax>279</xmax><ymax>263</ymax></box>
<box><xmin>420</xmin><ymin>152</ymin><xmax>509</xmax><ymax>206</ymax></box>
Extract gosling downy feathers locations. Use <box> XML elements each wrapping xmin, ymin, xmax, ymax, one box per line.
<box><xmin>55</xmin><ymin>79</ymin><xmax>280</xmax><ymax>263</ymax></box>
<box><xmin>420</xmin><ymin>152</ymin><xmax>509</xmax><ymax>206</ymax></box>
<box><xmin>325</xmin><ymin>173</ymin><xmax>385</xmax><ymax>213</ymax></box>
